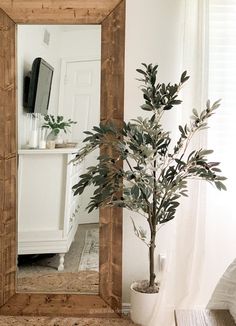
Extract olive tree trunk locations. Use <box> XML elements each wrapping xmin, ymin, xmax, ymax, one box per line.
<box><xmin>149</xmin><ymin>231</ymin><xmax>156</xmax><ymax>288</ymax></box>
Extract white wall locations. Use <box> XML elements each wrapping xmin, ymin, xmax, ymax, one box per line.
<box><xmin>59</xmin><ymin>27</ymin><xmax>101</xmax><ymax>60</ymax></box>
<box><xmin>17</xmin><ymin>25</ymin><xmax>62</xmax><ymax>147</ymax></box>
<box><xmin>17</xmin><ymin>25</ymin><xmax>101</xmax><ymax>148</ymax></box>
<box><xmin>123</xmin><ymin>0</ymin><xmax>185</xmax><ymax>302</ymax></box>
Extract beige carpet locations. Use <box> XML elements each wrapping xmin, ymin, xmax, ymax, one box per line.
<box><xmin>17</xmin><ymin>271</ymin><xmax>99</xmax><ymax>293</ymax></box>
<box><xmin>0</xmin><ymin>316</ymin><xmax>138</xmax><ymax>326</ymax></box>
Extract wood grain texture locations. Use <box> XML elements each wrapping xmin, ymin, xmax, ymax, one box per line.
<box><xmin>0</xmin><ymin>0</ymin><xmax>122</xmax><ymax>24</ymax></box>
<box><xmin>0</xmin><ymin>0</ymin><xmax>125</xmax><ymax>317</ymax></box>
<box><xmin>100</xmin><ymin>207</ymin><xmax>123</xmax><ymax>314</ymax></box>
<box><xmin>0</xmin><ymin>9</ymin><xmax>17</xmax><ymax>307</ymax></box>
<box><xmin>0</xmin><ymin>293</ymin><xmax>117</xmax><ymax>317</ymax></box>
<box><xmin>101</xmin><ymin>0</ymin><xmax>125</xmax><ymax>121</ymax></box>
<box><xmin>99</xmin><ymin>1</ymin><xmax>125</xmax><ymax>315</ymax></box>
<box><xmin>175</xmin><ymin>310</ymin><xmax>236</xmax><ymax>326</ymax></box>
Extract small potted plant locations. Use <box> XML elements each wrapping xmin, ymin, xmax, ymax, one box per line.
<box><xmin>42</xmin><ymin>114</ymin><xmax>77</xmax><ymax>148</ymax></box>
<box><xmin>72</xmin><ymin>64</ymin><xmax>226</xmax><ymax>325</ymax></box>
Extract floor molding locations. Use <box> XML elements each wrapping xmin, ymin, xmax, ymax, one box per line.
<box><xmin>122</xmin><ymin>303</ymin><xmax>131</xmax><ymax>316</ymax></box>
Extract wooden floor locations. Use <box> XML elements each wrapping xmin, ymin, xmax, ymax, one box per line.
<box><xmin>175</xmin><ymin>310</ymin><xmax>235</xmax><ymax>326</ymax></box>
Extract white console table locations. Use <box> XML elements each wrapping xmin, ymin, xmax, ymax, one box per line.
<box><xmin>18</xmin><ymin>147</ymin><xmax>81</xmax><ymax>271</ymax></box>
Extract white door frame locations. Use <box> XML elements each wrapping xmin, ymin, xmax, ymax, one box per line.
<box><xmin>58</xmin><ymin>56</ymin><xmax>101</xmax><ymax>225</ymax></box>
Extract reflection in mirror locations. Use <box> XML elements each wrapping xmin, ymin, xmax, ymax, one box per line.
<box><xmin>17</xmin><ymin>25</ymin><xmax>101</xmax><ymax>294</ymax></box>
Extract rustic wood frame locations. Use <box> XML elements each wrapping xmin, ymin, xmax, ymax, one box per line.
<box><xmin>0</xmin><ymin>0</ymin><xmax>125</xmax><ymax>317</ymax></box>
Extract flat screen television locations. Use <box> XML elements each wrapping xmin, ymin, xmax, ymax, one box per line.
<box><xmin>23</xmin><ymin>57</ymin><xmax>54</xmax><ymax>115</ymax></box>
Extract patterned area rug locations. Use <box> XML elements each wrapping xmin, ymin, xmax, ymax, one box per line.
<box><xmin>0</xmin><ymin>316</ymin><xmax>137</xmax><ymax>326</ymax></box>
<box><xmin>17</xmin><ymin>225</ymin><xmax>99</xmax><ymax>293</ymax></box>
<box><xmin>17</xmin><ymin>271</ymin><xmax>99</xmax><ymax>293</ymax></box>
<box><xmin>78</xmin><ymin>228</ymin><xmax>99</xmax><ymax>271</ymax></box>
<box><xmin>18</xmin><ymin>225</ymin><xmax>99</xmax><ymax>277</ymax></box>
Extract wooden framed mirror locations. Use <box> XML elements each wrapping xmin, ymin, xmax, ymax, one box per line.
<box><xmin>0</xmin><ymin>0</ymin><xmax>125</xmax><ymax>317</ymax></box>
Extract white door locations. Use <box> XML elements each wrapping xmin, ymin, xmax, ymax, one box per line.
<box><xmin>59</xmin><ymin>60</ymin><xmax>101</xmax><ymax>143</ymax></box>
<box><xmin>59</xmin><ymin>60</ymin><xmax>101</xmax><ymax>224</ymax></box>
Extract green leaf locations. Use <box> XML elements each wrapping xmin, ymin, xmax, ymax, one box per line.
<box><xmin>192</xmin><ymin>108</ymin><xmax>199</xmax><ymax>117</ymax></box>
<box><xmin>141</xmin><ymin>104</ymin><xmax>153</xmax><ymax>111</ymax></box>
<box><xmin>136</xmin><ymin>69</ymin><xmax>147</xmax><ymax>76</ymax></box>
<box><xmin>180</xmin><ymin>71</ymin><xmax>190</xmax><ymax>83</ymax></box>
<box><xmin>200</xmin><ymin>149</ymin><xmax>214</xmax><ymax>156</ymax></box>
<box><xmin>171</xmin><ymin>100</ymin><xmax>182</xmax><ymax>105</ymax></box>
<box><xmin>215</xmin><ymin>181</ymin><xmax>227</xmax><ymax>191</ymax></box>
<box><xmin>131</xmin><ymin>185</ymin><xmax>139</xmax><ymax>198</ymax></box>
<box><xmin>179</xmin><ymin>125</ymin><xmax>185</xmax><ymax>134</ymax></box>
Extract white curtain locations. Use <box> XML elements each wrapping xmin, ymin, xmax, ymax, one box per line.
<box><xmin>173</xmin><ymin>0</ymin><xmax>209</xmax><ymax>307</ymax></box>
<box><xmin>146</xmin><ymin>1</ymin><xmax>236</xmax><ymax>324</ymax></box>
<box><xmin>148</xmin><ymin>1</ymin><xmax>210</xmax><ymax>325</ymax></box>
<box><xmin>204</xmin><ymin>0</ymin><xmax>236</xmax><ymax>312</ymax></box>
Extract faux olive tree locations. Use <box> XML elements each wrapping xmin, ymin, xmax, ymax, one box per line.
<box><xmin>72</xmin><ymin>64</ymin><xmax>226</xmax><ymax>293</ymax></box>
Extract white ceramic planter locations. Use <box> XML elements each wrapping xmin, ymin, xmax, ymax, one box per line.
<box><xmin>130</xmin><ymin>281</ymin><xmax>159</xmax><ymax>326</ymax></box>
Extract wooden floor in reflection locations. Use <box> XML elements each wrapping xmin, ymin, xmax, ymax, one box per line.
<box><xmin>17</xmin><ymin>224</ymin><xmax>99</xmax><ymax>294</ymax></box>
<box><xmin>0</xmin><ymin>316</ymin><xmax>137</xmax><ymax>326</ymax></box>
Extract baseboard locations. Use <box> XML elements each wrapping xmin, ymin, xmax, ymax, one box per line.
<box><xmin>78</xmin><ymin>216</ymin><xmax>99</xmax><ymax>224</ymax></box>
<box><xmin>122</xmin><ymin>303</ymin><xmax>131</xmax><ymax>315</ymax></box>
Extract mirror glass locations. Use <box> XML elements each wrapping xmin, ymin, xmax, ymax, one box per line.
<box><xmin>17</xmin><ymin>25</ymin><xmax>101</xmax><ymax>294</ymax></box>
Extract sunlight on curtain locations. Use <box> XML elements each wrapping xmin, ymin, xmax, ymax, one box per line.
<box><xmin>174</xmin><ymin>0</ymin><xmax>209</xmax><ymax>307</ymax></box>
<box><xmin>203</xmin><ymin>0</ymin><xmax>236</xmax><ymax>310</ymax></box>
